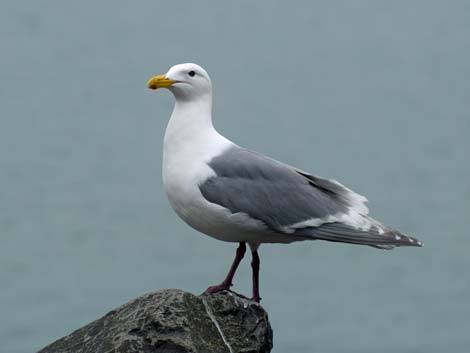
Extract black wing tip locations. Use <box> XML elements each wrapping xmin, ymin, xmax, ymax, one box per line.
<box><xmin>390</xmin><ymin>231</ymin><xmax>423</xmax><ymax>247</ymax></box>
<box><xmin>303</xmin><ymin>222</ymin><xmax>424</xmax><ymax>249</ymax></box>
<box><xmin>372</xmin><ymin>237</ymin><xmax>423</xmax><ymax>250</ymax></box>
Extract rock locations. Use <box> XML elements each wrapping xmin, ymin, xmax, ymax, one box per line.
<box><xmin>38</xmin><ymin>289</ymin><xmax>273</xmax><ymax>353</ymax></box>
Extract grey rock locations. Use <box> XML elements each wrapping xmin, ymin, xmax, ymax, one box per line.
<box><xmin>38</xmin><ymin>289</ymin><xmax>273</xmax><ymax>353</ymax></box>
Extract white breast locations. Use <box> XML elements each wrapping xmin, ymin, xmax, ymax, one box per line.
<box><xmin>161</xmin><ymin>97</ymin><xmax>274</xmax><ymax>244</ymax></box>
<box><xmin>162</xmin><ymin>127</ymin><xmax>228</xmax><ymax>221</ymax></box>
<box><xmin>162</xmin><ymin>101</ymin><xmax>240</xmax><ymax>240</ymax></box>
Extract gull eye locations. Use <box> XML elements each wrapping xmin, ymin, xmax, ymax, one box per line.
<box><xmin>188</xmin><ymin>70</ymin><xmax>196</xmax><ymax>77</ymax></box>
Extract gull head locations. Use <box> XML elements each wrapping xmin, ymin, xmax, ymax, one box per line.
<box><xmin>147</xmin><ymin>63</ymin><xmax>212</xmax><ymax>101</ymax></box>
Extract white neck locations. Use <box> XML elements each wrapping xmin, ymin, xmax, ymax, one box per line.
<box><xmin>163</xmin><ymin>94</ymin><xmax>233</xmax><ymax>184</ymax></box>
<box><xmin>164</xmin><ymin>94</ymin><xmax>213</xmax><ymax>145</ymax></box>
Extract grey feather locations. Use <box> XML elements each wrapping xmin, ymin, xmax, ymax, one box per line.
<box><xmin>200</xmin><ymin>146</ymin><xmax>423</xmax><ymax>249</ymax></box>
<box><xmin>200</xmin><ymin>146</ymin><xmax>350</xmax><ymax>230</ymax></box>
<box><xmin>294</xmin><ymin>221</ymin><xmax>422</xmax><ymax>249</ymax></box>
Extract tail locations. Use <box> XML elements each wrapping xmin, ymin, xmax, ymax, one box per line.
<box><xmin>301</xmin><ymin>221</ymin><xmax>423</xmax><ymax>250</ymax></box>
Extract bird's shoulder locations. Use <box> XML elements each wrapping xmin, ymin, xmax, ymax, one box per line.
<box><xmin>201</xmin><ymin>145</ymin><xmax>369</xmax><ymax>217</ymax></box>
<box><xmin>206</xmin><ymin>145</ymin><xmax>304</xmax><ymax>181</ymax></box>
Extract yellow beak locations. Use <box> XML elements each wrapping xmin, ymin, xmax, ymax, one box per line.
<box><xmin>147</xmin><ymin>74</ymin><xmax>176</xmax><ymax>90</ymax></box>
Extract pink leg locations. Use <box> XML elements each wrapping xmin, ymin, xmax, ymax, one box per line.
<box><xmin>251</xmin><ymin>249</ymin><xmax>261</xmax><ymax>302</ymax></box>
<box><xmin>205</xmin><ymin>242</ymin><xmax>246</xmax><ymax>294</ymax></box>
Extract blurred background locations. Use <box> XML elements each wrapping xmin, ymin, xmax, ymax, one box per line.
<box><xmin>1</xmin><ymin>1</ymin><xmax>469</xmax><ymax>352</ymax></box>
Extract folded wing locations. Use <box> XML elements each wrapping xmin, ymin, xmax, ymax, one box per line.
<box><xmin>199</xmin><ymin>146</ymin><xmax>422</xmax><ymax>248</ymax></box>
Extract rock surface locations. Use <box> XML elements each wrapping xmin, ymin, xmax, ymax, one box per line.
<box><xmin>38</xmin><ymin>289</ymin><xmax>273</xmax><ymax>353</ymax></box>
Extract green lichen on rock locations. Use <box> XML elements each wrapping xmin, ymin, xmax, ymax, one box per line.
<box><xmin>38</xmin><ymin>289</ymin><xmax>273</xmax><ymax>353</ymax></box>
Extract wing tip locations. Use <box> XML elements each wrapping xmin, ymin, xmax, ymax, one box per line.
<box><xmin>389</xmin><ymin>231</ymin><xmax>423</xmax><ymax>247</ymax></box>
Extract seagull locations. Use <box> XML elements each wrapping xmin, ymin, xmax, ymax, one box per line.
<box><xmin>147</xmin><ymin>63</ymin><xmax>422</xmax><ymax>302</ymax></box>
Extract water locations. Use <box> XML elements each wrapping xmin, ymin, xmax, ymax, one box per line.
<box><xmin>1</xmin><ymin>1</ymin><xmax>469</xmax><ymax>352</ymax></box>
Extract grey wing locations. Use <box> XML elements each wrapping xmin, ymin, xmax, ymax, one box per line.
<box><xmin>200</xmin><ymin>146</ymin><xmax>422</xmax><ymax>248</ymax></box>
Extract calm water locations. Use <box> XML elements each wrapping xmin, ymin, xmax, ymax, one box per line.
<box><xmin>1</xmin><ymin>1</ymin><xmax>469</xmax><ymax>352</ymax></box>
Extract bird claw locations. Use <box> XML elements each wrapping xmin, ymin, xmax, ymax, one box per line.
<box><xmin>227</xmin><ymin>292</ymin><xmax>261</xmax><ymax>303</ymax></box>
<box><xmin>204</xmin><ymin>282</ymin><xmax>232</xmax><ymax>294</ymax></box>
<box><xmin>236</xmin><ymin>293</ymin><xmax>261</xmax><ymax>303</ymax></box>
<box><xmin>204</xmin><ymin>287</ymin><xmax>261</xmax><ymax>303</ymax></box>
